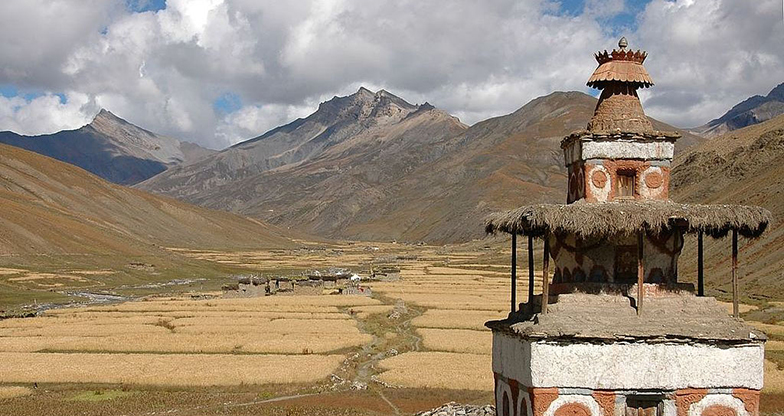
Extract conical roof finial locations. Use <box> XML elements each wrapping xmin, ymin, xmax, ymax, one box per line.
<box><xmin>586</xmin><ymin>38</ymin><xmax>654</xmax><ymax>133</ymax></box>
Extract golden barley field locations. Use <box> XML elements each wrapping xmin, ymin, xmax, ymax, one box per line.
<box><xmin>0</xmin><ymin>294</ymin><xmax>379</xmax><ymax>386</ymax></box>
<box><xmin>0</xmin><ymin>352</ymin><xmax>345</xmax><ymax>386</ymax></box>
<box><xmin>3</xmin><ymin>240</ymin><xmax>784</xmax><ymax>415</ymax></box>
<box><xmin>376</xmin><ymin>352</ymin><xmax>492</xmax><ymax>390</ymax></box>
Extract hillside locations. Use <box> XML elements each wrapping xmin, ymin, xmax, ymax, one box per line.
<box><xmin>140</xmin><ymin>89</ymin><xmax>700</xmax><ymax>243</ymax></box>
<box><xmin>0</xmin><ymin>143</ymin><xmax>292</xmax><ymax>256</ymax></box>
<box><xmin>692</xmin><ymin>82</ymin><xmax>784</xmax><ymax>138</ymax></box>
<box><xmin>671</xmin><ymin>113</ymin><xmax>784</xmax><ymax>299</ymax></box>
<box><xmin>139</xmin><ymin>87</ymin><xmax>464</xmax><ymax>199</ymax></box>
<box><xmin>0</xmin><ymin>110</ymin><xmax>214</xmax><ymax>185</ymax></box>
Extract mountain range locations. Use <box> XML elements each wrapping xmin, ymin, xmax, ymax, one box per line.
<box><xmin>691</xmin><ymin>82</ymin><xmax>784</xmax><ymax>138</ymax></box>
<box><xmin>0</xmin><ymin>110</ymin><xmax>214</xmax><ymax>185</ymax></box>
<box><xmin>0</xmin><ymin>143</ymin><xmax>291</xmax><ymax>256</ymax></box>
<box><xmin>139</xmin><ymin>88</ymin><xmax>701</xmax><ymax>243</ymax></box>
<box><xmin>0</xmin><ymin>84</ymin><xmax>778</xmax><ymax>248</ymax></box>
<box><xmin>672</xmin><ymin>112</ymin><xmax>784</xmax><ymax>299</ymax></box>
<box><xmin>1</xmin><ymin>83</ymin><xmax>782</xmax><ymax>300</ymax></box>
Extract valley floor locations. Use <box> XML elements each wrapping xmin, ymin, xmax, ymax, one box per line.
<box><xmin>0</xmin><ymin>241</ymin><xmax>783</xmax><ymax>415</ymax></box>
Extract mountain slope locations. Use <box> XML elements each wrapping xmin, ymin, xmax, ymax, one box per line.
<box><xmin>672</xmin><ymin>113</ymin><xmax>784</xmax><ymax>299</ymax></box>
<box><xmin>338</xmin><ymin>91</ymin><xmax>702</xmax><ymax>242</ymax></box>
<box><xmin>692</xmin><ymin>82</ymin><xmax>784</xmax><ymax>137</ymax></box>
<box><xmin>0</xmin><ymin>143</ymin><xmax>292</xmax><ymax>255</ymax></box>
<box><xmin>141</xmin><ymin>90</ymin><xmax>700</xmax><ymax>243</ymax></box>
<box><xmin>140</xmin><ymin>88</ymin><xmax>453</xmax><ymax>199</ymax></box>
<box><xmin>0</xmin><ymin>110</ymin><xmax>215</xmax><ymax>185</ymax></box>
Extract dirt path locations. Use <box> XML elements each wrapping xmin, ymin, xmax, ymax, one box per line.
<box><xmin>346</xmin><ymin>297</ymin><xmax>425</xmax><ymax>415</ymax></box>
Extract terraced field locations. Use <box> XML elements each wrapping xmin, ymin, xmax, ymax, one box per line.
<box><xmin>1</xmin><ymin>240</ymin><xmax>784</xmax><ymax>415</ymax></box>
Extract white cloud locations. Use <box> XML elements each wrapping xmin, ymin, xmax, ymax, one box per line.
<box><xmin>0</xmin><ymin>0</ymin><xmax>781</xmax><ymax>145</ymax></box>
<box><xmin>636</xmin><ymin>0</ymin><xmax>784</xmax><ymax>127</ymax></box>
<box><xmin>215</xmin><ymin>103</ymin><xmax>315</xmax><ymax>145</ymax></box>
<box><xmin>0</xmin><ymin>92</ymin><xmax>97</xmax><ymax>136</ymax></box>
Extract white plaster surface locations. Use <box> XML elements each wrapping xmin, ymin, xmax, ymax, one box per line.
<box><xmin>542</xmin><ymin>395</ymin><xmax>602</xmax><ymax>416</ymax></box>
<box><xmin>492</xmin><ymin>333</ymin><xmax>764</xmax><ymax>390</ymax></box>
<box><xmin>662</xmin><ymin>399</ymin><xmax>677</xmax><ymax>416</ymax></box>
<box><xmin>639</xmin><ymin>166</ymin><xmax>665</xmax><ymax>199</ymax></box>
<box><xmin>689</xmin><ymin>394</ymin><xmax>749</xmax><ymax>416</ymax></box>
<box><xmin>581</xmin><ymin>141</ymin><xmax>674</xmax><ymax>161</ymax></box>
<box><xmin>587</xmin><ymin>165</ymin><xmax>610</xmax><ymax>202</ymax></box>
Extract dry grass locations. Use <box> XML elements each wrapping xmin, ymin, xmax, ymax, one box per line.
<box><xmin>171</xmin><ymin>318</ymin><xmax>359</xmax><ymax>333</ymax></box>
<box><xmin>411</xmin><ymin>309</ymin><xmax>505</xmax><ymax>330</ymax></box>
<box><xmin>0</xmin><ymin>352</ymin><xmax>343</xmax><ymax>386</ymax></box>
<box><xmin>0</xmin><ymin>323</ymin><xmax>170</xmax><ymax>337</ymax></box>
<box><xmin>0</xmin><ymin>296</ymin><xmax>373</xmax><ymax>356</ymax></box>
<box><xmin>751</xmin><ymin>322</ymin><xmax>784</xmax><ymax>338</ymax></box>
<box><xmin>349</xmin><ymin>305</ymin><xmax>395</xmax><ymax>319</ymax></box>
<box><xmin>716</xmin><ymin>302</ymin><xmax>757</xmax><ymax>315</ymax></box>
<box><xmin>8</xmin><ymin>273</ymin><xmax>87</xmax><ymax>282</ymax></box>
<box><xmin>418</xmin><ymin>329</ymin><xmax>492</xmax><ymax>354</ymax></box>
<box><xmin>766</xmin><ymin>359</ymin><xmax>784</xmax><ymax>394</ymax></box>
<box><xmin>375</xmin><ymin>293</ymin><xmax>507</xmax><ymax>311</ymax></box>
<box><xmin>42</xmin><ymin>310</ymin><xmax>350</xmax><ymax>321</ymax></box>
<box><xmin>0</xmin><ymin>386</ymin><xmax>33</xmax><ymax>399</ymax></box>
<box><xmin>425</xmin><ymin>267</ymin><xmax>507</xmax><ymax>276</ymax></box>
<box><xmin>0</xmin><ymin>330</ymin><xmax>369</xmax><ymax>354</ymax></box>
<box><xmin>377</xmin><ymin>352</ymin><xmax>492</xmax><ymax>391</ymax></box>
<box><xmin>765</xmin><ymin>341</ymin><xmax>784</xmax><ymax>351</ymax></box>
<box><xmin>62</xmin><ymin>296</ymin><xmax>381</xmax><ymax>314</ymax></box>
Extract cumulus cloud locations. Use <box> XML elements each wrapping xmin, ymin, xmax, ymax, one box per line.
<box><xmin>0</xmin><ymin>0</ymin><xmax>781</xmax><ymax>147</ymax></box>
<box><xmin>636</xmin><ymin>0</ymin><xmax>784</xmax><ymax>127</ymax></box>
<box><xmin>0</xmin><ymin>92</ymin><xmax>97</xmax><ymax>135</ymax></box>
<box><xmin>215</xmin><ymin>102</ymin><xmax>315</xmax><ymax>145</ymax></box>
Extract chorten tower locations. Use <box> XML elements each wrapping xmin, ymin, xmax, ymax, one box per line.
<box><xmin>485</xmin><ymin>38</ymin><xmax>770</xmax><ymax>416</ymax></box>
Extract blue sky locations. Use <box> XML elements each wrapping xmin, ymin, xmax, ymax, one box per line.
<box><xmin>0</xmin><ymin>0</ymin><xmax>782</xmax><ymax>148</ymax></box>
<box><xmin>558</xmin><ymin>0</ymin><xmax>652</xmax><ymax>31</ymax></box>
<box><xmin>126</xmin><ymin>0</ymin><xmax>166</xmax><ymax>13</ymax></box>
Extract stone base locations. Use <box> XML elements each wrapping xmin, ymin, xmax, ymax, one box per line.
<box><xmin>491</xmin><ymin>333</ymin><xmax>763</xmax><ymax>416</ymax></box>
<box><xmin>493</xmin><ymin>376</ymin><xmax>759</xmax><ymax>416</ymax></box>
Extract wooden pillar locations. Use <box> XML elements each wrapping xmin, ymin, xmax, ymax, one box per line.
<box><xmin>697</xmin><ymin>231</ymin><xmax>704</xmax><ymax>296</ymax></box>
<box><xmin>528</xmin><ymin>235</ymin><xmax>535</xmax><ymax>306</ymax></box>
<box><xmin>637</xmin><ymin>231</ymin><xmax>644</xmax><ymax>316</ymax></box>
<box><xmin>732</xmin><ymin>229</ymin><xmax>739</xmax><ymax>318</ymax></box>
<box><xmin>541</xmin><ymin>235</ymin><xmax>550</xmax><ymax>314</ymax></box>
<box><xmin>511</xmin><ymin>233</ymin><xmax>517</xmax><ymax>313</ymax></box>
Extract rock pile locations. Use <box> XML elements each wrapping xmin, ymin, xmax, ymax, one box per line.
<box><xmin>415</xmin><ymin>402</ymin><xmax>495</xmax><ymax>416</ymax></box>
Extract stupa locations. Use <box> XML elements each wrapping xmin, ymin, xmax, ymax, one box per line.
<box><xmin>485</xmin><ymin>38</ymin><xmax>771</xmax><ymax>416</ymax></box>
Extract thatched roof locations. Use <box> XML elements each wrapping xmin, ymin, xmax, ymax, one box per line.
<box><xmin>484</xmin><ymin>201</ymin><xmax>771</xmax><ymax>239</ymax></box>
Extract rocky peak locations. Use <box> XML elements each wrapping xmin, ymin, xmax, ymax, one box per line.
<box><xmin>84</xmin><ymin>108</ymin><xmax>186</xmax><ymax>165</ymax></box>
<box><xmin>87</xmin><ymin>108</ymin><xmax>136</xmax><ymax>137</ymax></box>
<box><xmin>767</xmin><ymin>82</ymin><xmax>784</xmax><ymax>101</ymax></box>
<box><xmin>315</xmin><ymin>87</ymin><xmax>418</xmax><ymax>125</ymax></box>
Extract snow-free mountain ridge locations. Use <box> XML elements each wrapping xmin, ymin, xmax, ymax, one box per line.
<box><xmin>0</xmin><ymin>110</ymin><xmax>214</xmax><ymax>185</ymax></box>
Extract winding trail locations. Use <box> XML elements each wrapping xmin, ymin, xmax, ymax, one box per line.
<box><xmin>348</xmin><ymin>298</ymin><xmax>425</xmax><ymax>416</ymax></box>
